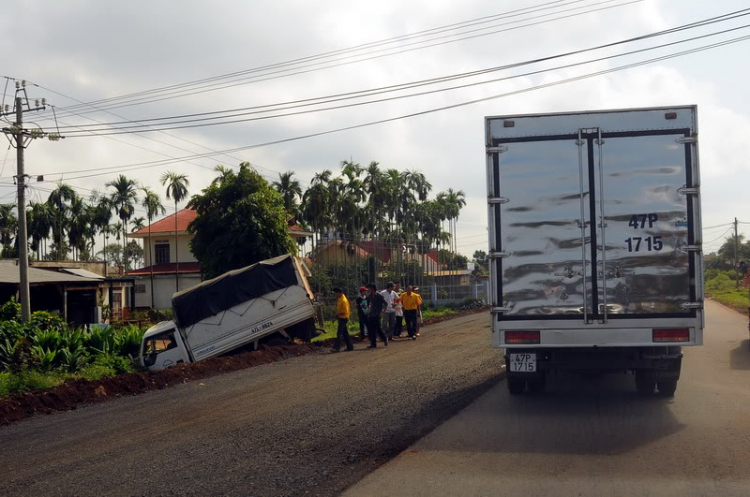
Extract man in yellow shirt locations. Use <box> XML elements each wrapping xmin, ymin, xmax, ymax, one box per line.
<box><xmin>332</xmin><ymin>287</ymin><xmax>353</xmax><ymax>352</ymax></box>
<box><xmin>401</xmin><ymin>285</ymin><xmax>423</xmax><ymax>340</ymax></box>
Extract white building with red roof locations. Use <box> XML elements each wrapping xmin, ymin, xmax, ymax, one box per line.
<box><xmin>127</xmin><ymin>208</ymin><xmax>314</xmax><ymax>309</ymax></box>
<box><xmin>127</xmin><ymin>208</ymin><xmax>202</xmax><ymax>309</ymax></box>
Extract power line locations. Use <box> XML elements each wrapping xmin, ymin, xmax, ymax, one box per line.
<box><xmin>43</xmin><ymin>0</ymin><xmax>621</xmax><ymax>116</ymax></box>
<box><xmin>46</xmin><ymin>4</ymin><xmax>743</xmax><ymax>132</ymax></box>
<box><xmin>11</xmin><ymin>20</ymin><xmax>750</xmax><ymax>185</ymax></box>
<box><xmin>47</xmin><ymin>19</ymin><xmax>750</xmax><ymax>137</ymax></box>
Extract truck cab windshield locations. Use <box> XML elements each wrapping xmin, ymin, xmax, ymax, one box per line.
<box><xmin>143</xmin><ymin>331</ymin><xmax>178</xmax><ymax>367</ymax></box>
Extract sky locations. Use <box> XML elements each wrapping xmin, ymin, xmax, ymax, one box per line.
<box><xmin>1</xmin><ymin>0</ymin><xmax>749</xmax><ymax>259</ymax></box>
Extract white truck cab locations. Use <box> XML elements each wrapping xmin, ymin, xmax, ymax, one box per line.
<box><xmin>141</xmin><ymin>321</ymin><xmax>190</xmax><ymax>370</ymax></box>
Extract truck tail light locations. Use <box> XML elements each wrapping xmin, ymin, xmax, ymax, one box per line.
<box><xmin>652</xmin><ymin>328</ymin><xmax>689</xmax><ymax>342</ymax></box>
<box><xmin>505</xmin><ymin>331</ymin><xmax>540</xmax><ymax>344</ymax></box>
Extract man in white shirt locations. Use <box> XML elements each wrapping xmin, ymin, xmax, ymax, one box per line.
<box><xmin>380</xmin><ymin>282</ymin><xmax>398</xmax><ymax>340</ymax></box>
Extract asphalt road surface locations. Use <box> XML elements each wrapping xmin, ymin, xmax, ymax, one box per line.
<box><xmin>346</xmin><ymin>300</ymin><xmax>750</xmax><ymax>496</ymax></box>
<box><xmin>0</xmin><ymin>312</ymin><xmax>501</xmax><ymax>497</ymax></box>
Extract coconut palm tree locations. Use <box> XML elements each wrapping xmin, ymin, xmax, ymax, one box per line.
<box><xmin>106</xmin><ymin>175</ymin><xmax>139</xmax><ymax>269</ymax></box>
<box><xmin>273</xmin><ymin>171</ymin><xmax>303</xmax><ymax>217</ymax></box>
<box><xmin>161</xmin><ymin>171</ymin><xmax>190</xmax><ymax>292</ymax></box>
<box><xmin>141</xmin><ymin>187</ymin><xmax>166</xmax><ymax>308</ymax></box>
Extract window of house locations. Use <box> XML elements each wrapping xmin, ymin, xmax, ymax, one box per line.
<box><xmin>155</xmin><ymin>243</ymin><xmax>170</xmax><ymax>264</ymax></box>
<box><xmin>135</xmin><ymin>284</ymin><xmax>146</xmax><ymax>294</ymax></box>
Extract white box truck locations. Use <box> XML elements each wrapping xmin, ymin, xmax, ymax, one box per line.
<box><xmin>484</xmin><ymin>106</ymin><xmax>703</xmax><ymax>396</ymax></box>
<box><xmin>140</xmin><ymin>254</ymin><xmax>318</xmax><ymax>371</ymax></box>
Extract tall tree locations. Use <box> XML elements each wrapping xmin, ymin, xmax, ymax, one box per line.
<box><xmin>188</xmin><ymin>163</ymin><xmax>295</xmax><ymax>279</ymax></box>
<box><xmin>47</xmin><ymin>182</ymin><xmax>76</xmax><ymax>260</ymax></box>
<box><xmin>273</xmin><ymin>171</ymin><xmax>303</xmax><ymax>217</ymax></box>
<box><xmin>106</xmin><ymin>175</ymin><xmax>139</xmax><ymax>270</ymax></box>
<box><xmin>28</xmin><ymin>202</ymin><xmax>53</xmax><ymax>260</ymax></box>
<box><xmin>141</xmin><ymin>187</ymin><xmax>166</xmax><ymax>308</ymax></box>
<box><xmin>161</xmin><ymin>171</ymin><xmax>190</xmax><ymax>291</ymax></box>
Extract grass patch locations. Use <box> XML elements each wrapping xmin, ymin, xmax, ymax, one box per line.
<box><xmin>0</xmin><ymin>365</ymin><xmax>124</xmax><ymax>397</ymax></box>
<box><xmin>705</xmin><ymin>270</ymin><xmax>750</xmax><ymax>312</ymax></box>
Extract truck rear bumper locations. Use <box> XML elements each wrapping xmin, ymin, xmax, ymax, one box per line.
<box><xmin>505</xmin><ymin>346</ymin><xmax>683</xmax><ymax>380</ymax></box>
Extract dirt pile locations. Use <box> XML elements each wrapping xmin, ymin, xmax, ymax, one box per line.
<box><xmin>0</xmin><ymin>343</ymin><xmax>319</xmax><ymax>426</ymax></box>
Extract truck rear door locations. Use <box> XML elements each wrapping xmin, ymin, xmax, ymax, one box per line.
<box><xmin>486</xmin><ymin>108</ymin><xmax>702</xmax><ymax>335</ymax></box>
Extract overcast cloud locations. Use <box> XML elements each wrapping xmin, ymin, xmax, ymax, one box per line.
<box><xmin>2</xmin><ymin>0</ymin><xmax>749</xmax><ymax>257</ymax></box>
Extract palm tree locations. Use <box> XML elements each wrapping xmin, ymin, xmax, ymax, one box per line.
<box><xmin>161</xmin><ymin>171</ymin><xmax>190</xmax><ymax>292</ymax></box>
<box><xmin>131</xmin><ymin>217</ymin><xmax>146</xmax><ymax>233</ymax></box>
<box><xmin>0</xmin><ymin>204</ymin><xmax>17</xmax><ymax>258</ymax></box>
<box><xmin>106</xmin><ymin>175</ymin><xmax>139</xmax><ymax>270</ymax></box>
<box><xmin>47</xmin><ymin>182</ymin><xmax>76</xmax><ymax>260</ymax></box>
<box><xmin>66</xmin><ymin>193</ymin><xmax>89</xmax><ymax>261</ymax></box>
<box><xmin>273</xmin><ymin>171</ymin><xmax>303</xmax><ymax>217</ymax></box>
<box><xmin>212</xmin><ymin>165</ymin><xmax>233</xmax><ymax>186</ymax></box>
<box><xmin>28</xmin><ymin>202</ymin><xmax>53</xmax><ymax>260</ymax></box>
<box><xmin>141</xmin><ymin>187</ymin><xmax>166</xmax><ymax>308</ymax></box>
<box><xmin>90</xmin><ymin>194</ymin><xmax>113</xmax><ymax>266</ymax></box>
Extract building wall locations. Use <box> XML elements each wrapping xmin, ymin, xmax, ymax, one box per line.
<box><xmin>134</xmin><ymin>273</ymin><xmax>201</xmax><ymax>309</ymax></box>
<box><xmin>141</xmin><ymin>234</ymin><xmax>197</xmax><ymax>266</ymax></box>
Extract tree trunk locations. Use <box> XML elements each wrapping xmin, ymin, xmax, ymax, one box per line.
<box><xmin>174</xmin><ymin>200</ymin><xmax>179</xmax><ymax>293</ymax></box>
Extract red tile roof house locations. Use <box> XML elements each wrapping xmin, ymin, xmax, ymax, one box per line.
<box><xmin>126</xmin><ymin>208</ymin><xmax>314</xmax><ymax>310</ymax></box>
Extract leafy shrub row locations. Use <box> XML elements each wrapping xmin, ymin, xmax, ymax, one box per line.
<box><xmin>0</xmin><ymin>299</ymin><xmax>146</xmax><ymax>376</ymax></box>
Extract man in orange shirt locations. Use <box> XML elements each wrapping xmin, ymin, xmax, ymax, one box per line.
<box><xmin>401</xmin><ymin>285</ymin><xmax>423</xmax><ymax>340</ymax></box>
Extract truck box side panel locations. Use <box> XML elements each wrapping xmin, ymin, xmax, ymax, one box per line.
<box><xmin>183</xmin><ymin>284</ymin><xmax>315</xmax><ymax>360</ymax></box>
<box><xmin>485</xmin><ymin>106</ymin><xmax>703</xmax><ymax>347</ymax></box>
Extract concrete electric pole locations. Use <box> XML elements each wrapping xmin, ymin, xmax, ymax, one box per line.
<box><xmin>1</xmin><ymin>79</ymin><xmax>60</xmax><ymax>321</ymax></box>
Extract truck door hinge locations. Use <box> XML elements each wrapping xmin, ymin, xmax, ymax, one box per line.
<box><xmin>486</xmin><ymin>146</ymin><xmax>509</xmax><ymax>154</ymax></box>
<box><xmin>488</xmin><ymin>250</ymin><xmax>512</xmax><ymax>259</ymax></box>
<box><xmin>677</xmin><ymin>244</ymin><xmax>702</xmax><ymax>253</ymax></box>
<box><xmin>487</xmin><ymin>196</ymin><xmax>510</xmax><ymax>204</ymax></box>
<box><xmin>677</xmin><ymin>186</ymin><xmax>700</xmax><ymax>196</ymax></box>
<box><xmin>680</xmin><ymin>302</ymin><xmax>703</xmax><ymax>310</ymax></box>
<box><xmin>676</xmin><ymin>136</ymin><xmax>697</xmax><ymax>144</ymax></box>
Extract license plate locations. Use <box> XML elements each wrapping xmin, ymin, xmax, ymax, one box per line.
<box><xmin>509</xmin><ymin>353</ymin><xmax>537</xmax><ymax>372</ymax></box>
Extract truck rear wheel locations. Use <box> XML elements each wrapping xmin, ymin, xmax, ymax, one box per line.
<box><xmin>657</xmin><ymin>380</ymin><xmax>678</xmax><ymax>397</ymax></box>
<box><xmin>507</xmin><ymin>379</ymin><xmax>526</xmax><ymax>395</ymax></box>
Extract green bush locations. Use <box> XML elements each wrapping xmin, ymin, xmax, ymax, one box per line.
<box><xmin>93</xmin><ymin>354</ymin><xmax>136</xmax><ymax>375</ymax></box>
<box><xmin>0</xmin><ymin>370</ymin><xmax>67</xmax><ymax>397</ymax></box>
<box><xmin>0</xmin><ymin>298</ymin><xmax>21</xmax><ymax>321</ymax></box>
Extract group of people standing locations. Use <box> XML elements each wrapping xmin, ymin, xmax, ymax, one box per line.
<box><xmin>332</xmin><ymin>282</ymin><xmax>423</xmax><ymax>352</ymax></box>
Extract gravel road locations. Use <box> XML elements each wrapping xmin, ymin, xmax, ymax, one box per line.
<box><xmin>0</xmin><ymin>312</ymin><xmax>501</xmax><ymax>496</ymax></box>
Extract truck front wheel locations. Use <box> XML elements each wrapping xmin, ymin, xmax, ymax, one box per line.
<box><xmin>507</xmin><ymin>379</ymin><xmax>526</xmax><ymax>395</ymax></box>
<box><xmin>657</xmin><ymin>380</ymin><xmax>678</xmax><ymax>397</ymax></box>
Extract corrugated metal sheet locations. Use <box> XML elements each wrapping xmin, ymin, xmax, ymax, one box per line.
<box><xmin>0</xmin><ymin>262</ymin><xmax>100</xmax><ymax>284</ymax></box>
<box><xmin>60</xmin><ymin>268</ymin><xmax>105</xmax><ymax>280</ymax></box>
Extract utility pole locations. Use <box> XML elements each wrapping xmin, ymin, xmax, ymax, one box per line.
<box><xmin>1</xmin><ymin>79</ymin><xmax>60</xmax><ymax>322</ymax></box>
<box><xmin>735</xmin><ymin>217</ymin><xmax>740</xmax><ymax>289</ymax></box>
<box><xmin>14</xmin><ymin>97</ymin><xmax>30</xmax><ymax>321</ymax></box>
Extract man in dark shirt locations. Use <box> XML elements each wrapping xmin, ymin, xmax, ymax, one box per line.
<box><xmin>355</xmin><ymin>286</ymin><xmax>368</xmax><ymax>339</ymax></box>
<box><xmin>366</xmin><ymin>283</ymin><xmax>388</xmax><ymax>348</ymax></box>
